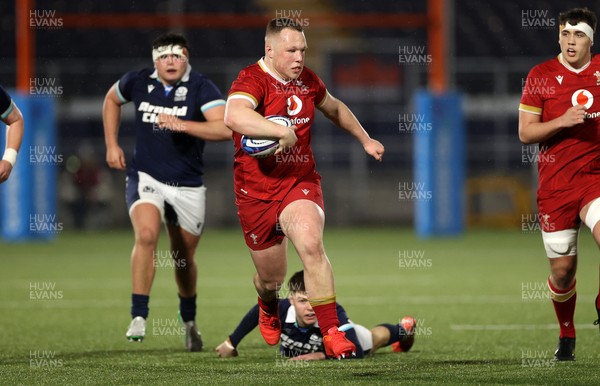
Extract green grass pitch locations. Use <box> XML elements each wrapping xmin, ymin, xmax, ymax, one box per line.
<box><xmin>1</xmin><ymin>228</ymin><xmax>600</xmax><ymax>385</ymax></box>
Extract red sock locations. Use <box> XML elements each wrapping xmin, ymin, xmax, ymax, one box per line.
<box><xmin>547</xmin><ymin>278</ymin><xmax>576</xmax><ymax>338</ymax></box>
<box><xmin>257</xmin><ymin>296</ymin><xmax>278</xmax><ymax>315</ymax></box>
<box><xmin>310</xmin><ymin>296</ymin><xmax>339</xmax><ymax>336</ymax></box>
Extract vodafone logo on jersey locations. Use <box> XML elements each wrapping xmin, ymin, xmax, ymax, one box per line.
<box><xmin>571</xmin><ymin>89</ymin><xmax>594</xmax><ymax>109</ymax></box>
<box><xmin>287</xmin><ymin>95</ymin><xmax>303</xmax><ymax>116</ymax></box>
<box><xmin>571</xmin><ymin>89</ymin><xmax>600</xmax><ymax>119</ymax></box>
<box><xmin>284</xmin><ymin>94</ymin><xmax>311</xmax><ymax>126</ymax></box>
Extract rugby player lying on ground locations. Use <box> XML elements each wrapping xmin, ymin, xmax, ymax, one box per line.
<box><xmin>215</xmin><ymin>270</ymin><xmax>416</xmax><ymax>360</ymax></box>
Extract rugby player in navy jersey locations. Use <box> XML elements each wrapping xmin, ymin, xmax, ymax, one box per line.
<box><xmin>102</xmin><ymin>33</ymin><xmax>231</xmax><ymax>351</ymax></box>
<box><xmin>0</xmin><ymin>85</ymin><xmax>25</xmax><ymax>184</ymax></box>
<box><xmin>215</xmin><ymin>271</ymin><xmax>416</xmax><ymax>360</ymax></box>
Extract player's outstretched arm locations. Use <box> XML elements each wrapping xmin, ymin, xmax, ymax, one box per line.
<box><xmin>224</xmin><ymin>98</ymin><xmax>297</xmax><ymax>150</ymax></box>
<box><xmin>156</xmin><ymin>104</ymin><xmax>232</xmax><ymax>141</ymax></box>
<box><xmin>0</xmin><ymin>105</ymin><xmax>24</xmax><ymax>183</ymax></box>
<box><xmin>215</xmin><ymin>303</ymin><xmax>261</xmax><ymax>358</ymax></box>
<box><xmin>103</xmin><ymin>84</ymin><xmax>127</xmax><ymax>170</ymax></box>
<box><xmin>518</xmin><ymin>105</ymin><xmax>586</xmax><ymax>144</ymax></box>
<box><xmin>289</xmin><ymin>352</ymin><xmax>326</xmax><ymax>361</ymax></box>
<box><xmin>318</xmin><ymin>91</ymin><xmax>384</xmax><ymax>162</ymax></box>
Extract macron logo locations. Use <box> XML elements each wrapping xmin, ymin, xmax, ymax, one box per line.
<box><xmin>555</xmin><ymin>75</ymin><xmax>563</xmax><ymax>85</ymax></box>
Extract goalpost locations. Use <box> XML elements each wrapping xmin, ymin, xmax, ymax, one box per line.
<box><xmin>413</xmin><ymin>0</ymin><xmax>465</xmax><ymax>237</ymax></box>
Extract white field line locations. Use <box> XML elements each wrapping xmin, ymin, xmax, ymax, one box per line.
<box><xmin>451</xmin><ymin>324</ymin><xmax>598</xmax><ymax>331</ymax></box>
<box><xmin>1</xmin><ymin>294</ymin><xmax>596</xmax><ymax>309</ymax></box>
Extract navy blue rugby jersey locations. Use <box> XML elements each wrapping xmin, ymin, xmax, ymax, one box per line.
<box><xmin>116</xmin><ymin>66</ymin><xmax>225</xmax><ymax>186</ymax></box>
<box><xmin>0</xmin><ymin>85</ymin><xmax>14</xmax><ymax>120</ymax></box>
<box><xmin>228</xmin><ymin>299</ymin><xmax>364</xmax><ymax>358</ymax></box>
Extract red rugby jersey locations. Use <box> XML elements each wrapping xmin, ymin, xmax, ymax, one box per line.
<box><xmin>520</xmin><ymin>54</ymin><xmax>600</xmax><ymax>190</ymax></box>
<box><xmin>228</xmin><ymin>58</ymin><xmax>327</xmax><ymax>200</ymax></box>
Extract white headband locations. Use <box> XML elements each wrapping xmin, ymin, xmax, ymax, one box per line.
<box><xmin>562</xmin><ymin>21</ymin><xmax>594</xmax><ymax>42</ymax></box>
<box><xmin>152</xmin><ymin>44</ymin><xmax>187</xmax><ymax>61</ymax></box>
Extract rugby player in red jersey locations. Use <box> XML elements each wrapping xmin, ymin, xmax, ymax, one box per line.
<box><xmin>519</xmin><ymin>7</ymin><xmax>599</xmax><ymax>361</ymax></box>
<box><xmin>224</xmin><ymin>18</ymin><xmax>384</xmax><ymax>359</ymax></box>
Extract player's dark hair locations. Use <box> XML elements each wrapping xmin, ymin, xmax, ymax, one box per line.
<box><xmin>152</xmin><ymin>33</ymin><xmax>190</xmax><ymax>52</ymax></box>
<box><xmin>559</xmin><ymin>7</ymin><xmax>597</xmax><ymax>31</ymax></box>
<box><xmin>266</xmin><ymin>18</ymin><xmax>304</xmax><ymax>37</ymax></box>
<box><xmin>287</xmin><ymin>270</ymin><xmax>305</xmax><ymax>293</ymax></box>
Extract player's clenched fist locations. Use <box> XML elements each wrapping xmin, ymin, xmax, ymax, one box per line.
<box><xmin>561</xmin><ymin>104</ymin><xmax>587</xmax><ymax>128</ymax></box>
<box><xmin>275</xmin><ymin>125</ymin><xmax>298</xmax><ymax>155</ymax></box>
<box><xmin>215</xmin><ymin>340</ymin><xmax>238</xmax><ymax>358</ymax></box>
<box><xmin>363</xmin><ymin>138</ymin><xmax>385</xmax><ymax>162</ymax></box>
<box><xmin>106</xmin><ymin>145</ymin><xmax>126</xmax><ymax>170</ymax></box>
<box><xmin>0</xmin><ymin>161</ymin><xmax>12</xmax><ymax>183</ymax></box>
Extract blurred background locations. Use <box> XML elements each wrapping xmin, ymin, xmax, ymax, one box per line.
<box><xmin>1</xmin><ymin>0</ymin><xmax>596</xmax><ymax>236</ymax></box>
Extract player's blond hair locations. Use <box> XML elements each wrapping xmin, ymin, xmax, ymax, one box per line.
<box><xmin>266</xmin><ymin>18</ymin><xmax>304</xmax><ymax>38</ymax></box>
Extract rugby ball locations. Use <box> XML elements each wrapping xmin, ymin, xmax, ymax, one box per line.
<box><xmin>241</xmin><ymin>116</ymin><xmax>292</xmax><ymax>158</ymax></box>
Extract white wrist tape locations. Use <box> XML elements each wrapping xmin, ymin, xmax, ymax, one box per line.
<box><xmin>224</xmin><ymin>338</ymin><xmax>235</xmax><ymax>350</ymax></box>
<box><xmin>2</xmin><ymin>148</ymin><xmax>17</xmax><ymax>166</ymax></box>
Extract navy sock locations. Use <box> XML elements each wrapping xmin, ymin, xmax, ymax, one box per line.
<box><xmin>179</xmin><ymin>294</ymin><xmax>197</xmax><ymax>322</ymax></box>
<box><xmin>131</xmin><ymin>294</ymin><xmax>149</xmax><ymax>319</ymax></box>
<box><xmin>379</xmin><ymin>323</ymin><xmax>401</xmax><ymax>346</ymax></box>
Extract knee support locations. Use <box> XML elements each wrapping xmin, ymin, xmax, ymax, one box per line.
<box><xmin>584</xmin><ymin>198</ymin><xmax>600</xmax><ymax>232</ymax></box>
<box><xmin>541</xmin><ymin>228</ymin><xmax>578</xmax><ymax>258</ymax></box>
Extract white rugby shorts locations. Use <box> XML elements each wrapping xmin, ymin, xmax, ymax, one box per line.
<box><xmin>126</xmin><ymin>171</ymin><xmax>206</xmax><ymax>236</ymax></box>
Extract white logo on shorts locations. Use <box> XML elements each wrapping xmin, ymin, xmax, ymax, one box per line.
<box><xmin>301</xmin><ymin>189</ymin><xmax>310</xmax><ymax>196</ymax></box>
<box><xmin>250</xmin><ymin>233</ymin><xmax>258</xmax><ymax>244</ymax></box>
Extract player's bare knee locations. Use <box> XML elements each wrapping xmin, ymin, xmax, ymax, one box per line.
<box><xmin>169</xmin><ymin>242</ymin><xmax>196</xmax><ymax>262</ymax></box>
<box><xmin>551</xmin><ymin>261</ymin><xmax>576</xmax><ymax>283</ymax></box>
<box><xmin>263</xmin><ymin>280</ymin><xmax>284</xmax><ymax>293</ymax></box>
<box><xmin>549</xmin><ymin>254</ymin><xmax>577</xmax><ymax>289</ymax></box>
<box><xmin>172</xmin><ymin>251</ymin><xmax>194</xmax><ymax>270</ymax></box>
<box><xmin>254</xmin><ymin>272</ymin><xmax>284</xmax><ymax>293</ymax></box>
<box><xmin>295</xmin><ymin>239</ymin><xmax>325</xmax><ymax>261</ymax></box>
<box><xmin>135</xmin><ymin>227</ymin><xmax>159</xmax><ymax>248</ymax></box>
